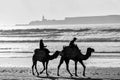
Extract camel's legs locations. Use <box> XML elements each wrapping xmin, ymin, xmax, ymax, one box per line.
<box><xmin>32</xmin><ymin>61</ymin><xmax>35</xmax><ymax>75</ymax></box>
<box><xmin>57</xmin><ymin>57</ymin><xmax>64</xmax><ymax>76</ymax></box>
<box><xmin>65</xmin><ymin>59</ymin><xmax>73</xmax><ymax>76</ymax></box>
<box><xmin>79</xmin><ymin>60</ymin><xmax>86</xmax><ymax>77</ymax></box>
<box><xmin>34</xmin><ymin>61</ymin><xmax>39</xmax><ymax>76</ymax></box>
<box><xmin>75</xmin><ymin>61</ymin><xmax>78</xmax><ymax>76</ymax></box>
<box><xmin>40</xmin><ymin>62</ymin><xmax>45</xmax><ymax>74</ymax></box>
<box><xmin>46</xmin><ymin>61</ymin><xmax>49</xmax><ymax>76</ymax></box>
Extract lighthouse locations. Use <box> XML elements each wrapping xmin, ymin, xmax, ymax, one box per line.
<box><xmin>42</xmin><ymin>16</ymin><xmax>47</xmax><ymax>21</ymax></box>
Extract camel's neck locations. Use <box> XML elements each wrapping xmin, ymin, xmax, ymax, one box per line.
<box><xmin>49</xmin><ymin>51</ymin><xmax>59</xmax><ymax>60</ymax></box>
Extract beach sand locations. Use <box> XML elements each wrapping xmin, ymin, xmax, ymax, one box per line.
<box><xmin>0</xmin><ymin>67</ymin><xmax>120</xmax><ymax>80</ymax></box>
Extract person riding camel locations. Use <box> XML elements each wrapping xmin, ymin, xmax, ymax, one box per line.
<box><xmin>39</xmin><ymin>39</ymin><xmax>47</xmax><ymax>50</ymax></box>
<box><xmin>69</xmin><ymin>37</ymin><xmax>77</xmax><ymax>48</ymax></box>
<box><xmin>39</xmin><ymin>39</ymin><xmax>50</xmax><ymax>54</ymax></box>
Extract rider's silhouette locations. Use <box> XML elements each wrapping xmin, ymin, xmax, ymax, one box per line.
<box><xmin>39</xmin><ymin>39</ymin><xmax>47</xmax><ymax>50</ymax></box>
<box><xmin>39</xmin><ymin>39</ymin><xmax>50</xmax><ymax>54</ymax></box>
<box><xmin>69</xmin><ymin>37</ymin><xmax>77</xmax><ymax>48</ymax></box>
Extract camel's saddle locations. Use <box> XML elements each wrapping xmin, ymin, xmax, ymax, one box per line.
<box><xmin>61</xmin><ymin>45</ymin><xmax>81</xmax><ymax>58</ymax></box>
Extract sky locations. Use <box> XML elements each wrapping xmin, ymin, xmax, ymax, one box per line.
<box><xmin>0</xmin><ymin>0</ymin><xmax>120</xmax><ymax>25</ymax></box>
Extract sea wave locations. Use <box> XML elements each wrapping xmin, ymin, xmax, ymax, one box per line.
<box><xmin>101</xmin><ymin>29</ymin><xmax>120</xmax><ymax>32</ymax></box>
<box><xmin>0</xmin><ymin>24</ymin><xmax>120</xmax><ymax>42</ymax></box>
<box><xmin>0</xmin><ymin>28</ymin><xmax>90</xmax><ymax>33</ymax></box>
<box><xmin>0</xmin><ymin>38</ymin><xmax>120</xmax><ymax>42</ymax></box>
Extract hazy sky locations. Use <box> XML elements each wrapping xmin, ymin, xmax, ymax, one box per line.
<box><xmin>0</xmin><ymin>0</ymin><xmax>120</xmax><ymax>24</ymax></box>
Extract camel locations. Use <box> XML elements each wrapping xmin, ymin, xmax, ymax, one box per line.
<box><xmin>32</xmin><ymin>48</ymin><xmax>60</xmax><ymax>76</ymax></box>
<box><xmin>57</xmin><ymin>46</ymin><xmax>95</xmax><ymax>77</ymax></box>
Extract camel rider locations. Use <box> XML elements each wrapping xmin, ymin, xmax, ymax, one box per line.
<box><xmin>39</xmin><ymin>39</ymin><xmax>47</xmax><ymax>50</ymax></box>
<box><xmin>69</xmin><ymin>37</ymin><xmax>77</xmax><ymax>48</ymax></box>
<box><xmin>39</xmin><ymin>39</ymin><xmax>50</xmax><ymax>54</ymax></box>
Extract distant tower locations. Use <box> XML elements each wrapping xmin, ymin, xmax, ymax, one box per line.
<box><xmin>42</xmin><ymin>16</ymin><xmax>45</xmax><ymax>21</ymax></box>
<box><xmin>42</xmin><ymin>15</ymin><xmax>47</xmax><ymax>21</ymax></box>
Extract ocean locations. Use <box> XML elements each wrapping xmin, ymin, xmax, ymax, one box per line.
<box><xmin>0</xmin><ymin>24</ymin><xmax>120</xmax><ymax>67</ymax></box>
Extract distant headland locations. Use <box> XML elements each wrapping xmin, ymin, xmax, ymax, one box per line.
<box><xmin>16</xmin><ymin>15</ymin><xmax>120</xmax><ymax>26</ymax></box>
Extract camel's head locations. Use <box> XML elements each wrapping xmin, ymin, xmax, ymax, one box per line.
<box><xmin>55</xmin><ymin>50</ymin><xmax>61</xmax><ymax>55</ymax></box>
<box><xmin>51</xmin><ymin>50</ymin><xmax>61</xmax><ymax>59</ymax></box>
<box><xmin>59</xmin><ymin>51</ymin><xmax>64</xmax><ymax>56</ymax></box>
<box><xmin>55</xmin><ymin>50</ymin><xmax>64</xmax><ymax>56</ymax></box>
<box><xmin>85</xmin><ymin>47</ymin><xmax>95</xmax><ymax>58</ymax></box>
<box><xmin>87</xmin><ymin>47</ymin><xmax>95</xmax><ymax>53</ymax></box>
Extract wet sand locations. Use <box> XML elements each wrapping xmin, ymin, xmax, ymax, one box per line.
<box><xmin>0</xmin><ymin>67</ymin><xmax>120</xmax><ymax>80</ymax></box>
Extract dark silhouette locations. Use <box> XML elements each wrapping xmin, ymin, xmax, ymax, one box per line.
<box><xmin>39</xmin><ymin>39</ymin><xmax>50</xmax><ymax>54</ymax></box>
<box><xmin>32</xmin><ymin>48</ymin><xmax>60</xmax><ymax>76</ymax></box>
<box><xmin>57</xmin><ymin>46</ymin><xmax>95</xmax><ymax>77</ymax></box>
<box><xmin>69</xmin><ymin>37</ymin><xmax>77</xmax><ymax>48</ymax></box>
<box><xmin>39</xmin><ymin>39</ymin><xmax>47</xmax><ymax>50</ymax></box>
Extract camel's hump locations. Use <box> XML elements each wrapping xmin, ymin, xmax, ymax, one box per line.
<box><xmin>34</xmin><ymin>49</ymin><xmax>46</xmax><ymax>58</ymax></box>
<box><xmin>63</xmin><ymin>46</ymin><xmax>80</xmax><ymax>58</ymax></box>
